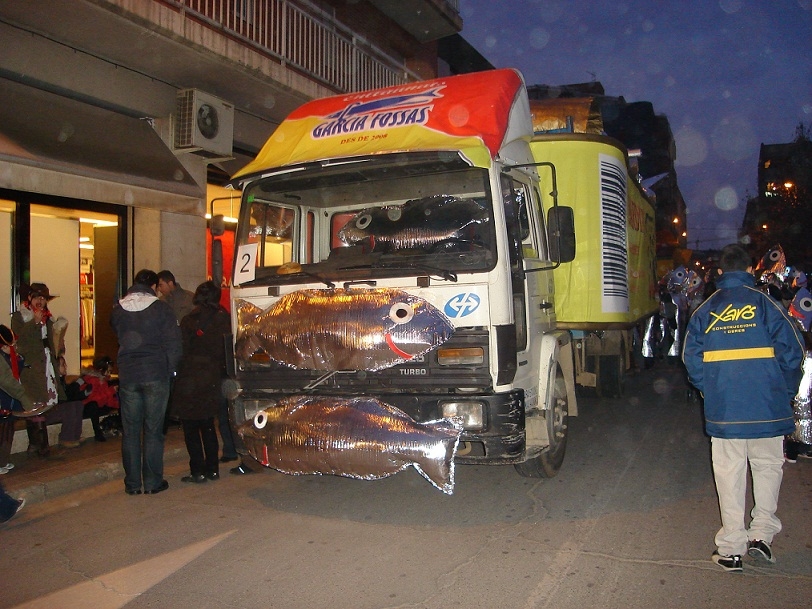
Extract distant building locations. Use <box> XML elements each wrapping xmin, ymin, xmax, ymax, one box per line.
<box><xmin>741</xmin><ymin>131</ymin><xmax>812</xmax><ymax>263</ymax></box>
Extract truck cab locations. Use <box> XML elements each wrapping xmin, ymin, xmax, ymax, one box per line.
<box><xmin>226</xmin><ymin>69</ymin><xmax>576</xmax><ymax>477</ymax></box>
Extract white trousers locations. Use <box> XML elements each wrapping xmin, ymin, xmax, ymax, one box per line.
<box><xmin>711</xmin><ymin>436</ymin><xmax>784</xmax><ymax>556</ymax></box>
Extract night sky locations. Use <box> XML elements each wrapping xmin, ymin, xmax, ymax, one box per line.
<box><xmin>458</xmin><ymin>0</ymin><xmax>812</xmax><ymax>250</ymax></box>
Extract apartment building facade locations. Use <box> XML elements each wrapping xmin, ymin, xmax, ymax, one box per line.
<box><xmin>0</xmin><ymin>0</ymin><xmax>466</xmax><ymax>369</ymax></box>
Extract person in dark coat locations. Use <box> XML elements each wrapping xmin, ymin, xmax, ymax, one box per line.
<box><xmin>111</xmin><ymin>269</ymin><xmax>182</xmax><ymax>496</ymax></box>
<box><xmin>171</xmin><ymin>281</ymin><xmax>231</xmax><ymax>483</ymax></box>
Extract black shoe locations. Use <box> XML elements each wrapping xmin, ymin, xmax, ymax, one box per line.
<box><xmin>181</xmin><ymin>474</ymin><xmax>207</xmax><ymax>484</ymax></box>
<box><xmin>144</xmin><ymin>480</ymin><xmax>169</xmax><ymax>494</ymax></box>
<box><xmin>230</xmin><ymin>463</ymin><xmax>255</xmax><ymax>475</ymax></box>
<box><xmin>0</xmin><ymin>497</ymin><xmax>26</xmax><ymax>523</ymax></box>
<box><xmin>711</xmin><ymin>551</ymin><xmax>743</xmax><ymax>572</ymax></box>
<box><xmin>206</xmin><ymin>471</ymin><xmax>220</xmax><ymax>481</ymax></box>
<box><xmin>125</xmin><ymin>488</ymin><xmax>142</xmax><ymax>495</ymax></box>
<box><xmin>747</xmin><ymin>540</ymin><xmax>775</xmax><ymax>563</ymax></box>
<box><xmin>220</xmin><ymin>455</ymin><xmax>238</xmax><ymax>463</ymax></box>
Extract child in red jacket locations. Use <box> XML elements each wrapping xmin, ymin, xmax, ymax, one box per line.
<box><xmin>80</xmin><ymin>356</ymin><xmax>119</xmax><ymax>442</ymax></box>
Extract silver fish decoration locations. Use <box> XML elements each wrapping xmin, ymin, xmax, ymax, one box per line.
<box><xmin>238</xmin><ymin>395</ymin><xmax>463</xmax><ymax>494</ymax></box>
<box><xmin>754</xmin><ymin>244</ymin><xmax>786</xmax><ymax>282</ymax></box>
<box><xmin>235</xmin><ymin>288</ymin><xmax>454</xmax><ymax>371</ymax></box>
<box><xmin>337</xmin><ymin>195</ymin><xmax>488</xmax><ymax>253</ymax></box>
<box><xmin>792</xmin><ymin>351</ymin><xmax>812</xmax><ymax>444</ymax></box>
<box><xmin>249</xmin><ymin>204</ymin><xmax>294</xmax><ymax>239</ymax></box>
<box><xmin>789</xmin><ymin>287</ymin><xmax>812</xmax><ymax>332</ymax></box>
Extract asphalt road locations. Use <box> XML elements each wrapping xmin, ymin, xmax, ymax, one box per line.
<box><xmin>3</xmin><ymin>362</ymin><xmax>811</xmax><ymax>609</ymax></box>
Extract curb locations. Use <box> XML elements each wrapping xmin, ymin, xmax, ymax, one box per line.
<box><xmin>10</xmin><ymin>445</ymin><xmax>188</xmax><ymax>505</ymax></box>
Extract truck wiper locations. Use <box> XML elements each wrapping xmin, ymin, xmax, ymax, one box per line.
<box><xmin>339</xmin><ymin>261</ymin><xmax>457</xmax><ymax>283</ymax></box>
<box><xmin>278</xmin><ymin>268</ymin><xmax>335</xmax><ymax>288</ymax></box>
<box><xmin>401</xmin><ymin>263</ymin><xmax>458</xmax><ymax>282</ymax></box>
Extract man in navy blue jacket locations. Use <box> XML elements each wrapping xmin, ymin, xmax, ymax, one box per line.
<box><xmin>683</xmin><ymin>243</ymin><xmax>804</xmax><ymax>571</ymax></box>
<box><xmin>111</xmin><ymin>269</ymin><xmax>182</xmax><ymax>496</ymax></box>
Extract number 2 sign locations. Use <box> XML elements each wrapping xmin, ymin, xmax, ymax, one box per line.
<box><xmin>234</xmin><ymin>243</ymin><xmax>258</xmax><ymax>286</ymax></box>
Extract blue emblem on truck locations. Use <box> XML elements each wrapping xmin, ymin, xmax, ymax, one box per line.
<box><xmin>444</xmin><ymin>293</ymin><xmax>480</xmax><ymax>318</ymax></box>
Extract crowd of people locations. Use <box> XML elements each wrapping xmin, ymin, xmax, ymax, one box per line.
<box><xmin>0</xmin><ymin>268</ymin><xmax>253</xmax><ymax>519</ymax></box>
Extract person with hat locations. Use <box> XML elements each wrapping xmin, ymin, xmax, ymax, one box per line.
<box><xmin>11</xmin><ymin>282</ymin><xmax>82</xmax><ymax>455</ymax></box>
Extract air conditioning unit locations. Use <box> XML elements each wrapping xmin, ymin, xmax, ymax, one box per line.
<box><xmin>174</xmin><ymin>89</ymin><xmax>234</xmax><ymax>157</ymax></box>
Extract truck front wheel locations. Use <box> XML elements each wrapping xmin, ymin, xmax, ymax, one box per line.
<box><xmin>514</xmin><ymin>368</ymin><xmax>569</xmax><ymax>478</ymax></box>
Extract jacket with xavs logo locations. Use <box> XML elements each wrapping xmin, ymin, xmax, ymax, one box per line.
<box><xmin>682</xmin><ymin>270</ymin><xmax>804</xmax><ymax>439</ymax></box>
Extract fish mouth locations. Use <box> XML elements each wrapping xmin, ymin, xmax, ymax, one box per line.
<box><xmin>384</xmin><ymin>332</ymin><xmax>413</xmax><ymax>360</ymax></box>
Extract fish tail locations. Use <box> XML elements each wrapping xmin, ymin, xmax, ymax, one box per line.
<box><xmin>412</xmin><ymin>421</ymin><xmax>462</xmax><ymax>495</ymax></box>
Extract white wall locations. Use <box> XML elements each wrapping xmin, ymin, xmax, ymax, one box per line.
<box><xmin>30</xmin><ymin>216</ymin><xmax>81</xmax><ymax>374</ymax></box>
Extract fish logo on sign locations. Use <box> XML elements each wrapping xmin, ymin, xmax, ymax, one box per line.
<box><xmin>445</xmin><ymin>293</ymin><xmax>480</xmax><ymax>318</ymax></box>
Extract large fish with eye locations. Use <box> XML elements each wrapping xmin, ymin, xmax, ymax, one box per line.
<box><xmin>754</xmin><ymin>244</ymin><xmax>786</xmax><ymax>281</ymax></box>
<box><xmin>235</xmin><ymin>288</ymin><xmax>454</xmax><ymax>371</ymax></box>
<box><xmin>338</xmin><ymin>195</ymin><xmax>489</xmax><ymax>253</ymax></box>
<box><xmin>238</xmin><ymin>395</ymin><xmax>463</xmax><ymax>493</ymax></box>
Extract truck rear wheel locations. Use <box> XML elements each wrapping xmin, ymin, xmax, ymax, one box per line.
<box><xmin>596</xmin><ymin>354</ymin><xmax>624</xmax><ymax>398</ymax></box>
<box><xmin>515</xmin><ymin>368</ymin><xmax>568</xmax><ymax>478</ymax></box>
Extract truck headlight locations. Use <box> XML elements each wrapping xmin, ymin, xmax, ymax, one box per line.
<box><xmin>437</xmin><ymin>347</ymin><xmax>484</xmax><ymax>366</ymax></box>
<box><xmin>440</xmin><ymin>401</ymin><xmax>486</xmax><ymax>431</ymax></box>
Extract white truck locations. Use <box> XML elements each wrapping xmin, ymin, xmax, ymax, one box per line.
<box><xmin>224</xmin><ymin>69</ymin><xmax>591</xmax><ymax>477</ymax></box>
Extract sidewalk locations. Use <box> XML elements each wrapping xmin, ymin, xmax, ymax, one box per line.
<box><xmin>1</xmin><ymin>424</ymin><xmax>188</xmax><ymax>504</ymax></box>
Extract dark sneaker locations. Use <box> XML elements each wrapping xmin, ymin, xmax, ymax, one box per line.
<box><xmin>747</xmin><ymin>539</ymin><xmax>775</xmax><ymax>563</ymax></box>
<box><xmin>181</xmin><ymin>474</ymin><xmax>207</xmax><ymax>484</ymax></box>
<box><xmin>1</xmin><ymin>497</ymin><xmax>25</xmax><ymax>523</ymax></box>
<box><xmin>712</xmin><ymin>551</ymin><xmax>743</xmax><ymax>572</ymax></box>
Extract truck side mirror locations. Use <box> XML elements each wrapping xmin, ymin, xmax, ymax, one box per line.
<box><xmin>210</xmin><ymin>214</ymin><xmax>225</xmax><ymax>286</ymax></box>
<box><xmin>547</xmin><ymin>206</ymin><xmax>575</xmax><ymax>263</ymax></box>
<box><xmin>210</xmin><ymin>214</ymin><xmax>226</xmax><ymax>237</ymax></box>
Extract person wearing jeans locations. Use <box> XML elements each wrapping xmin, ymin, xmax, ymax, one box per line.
<box><xmin>111</xmin><ymin>269</ymin><xmax>181</xmax><ymax>495</ymax></box>
<box><xmin>119</xmin><ymin>381</ymin><xmax>172</xmax><ymax>493</ymax></box>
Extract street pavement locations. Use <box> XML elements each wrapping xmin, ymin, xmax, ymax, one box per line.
<box><xmin>1</xmin><ymin>363</ymin><xmax>811</xmax><ymax>609</ymax></box>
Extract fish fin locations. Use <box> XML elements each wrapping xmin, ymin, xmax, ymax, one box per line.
<box><xmin>412</xmin><ymin>420</ymin><xmax>463</xmax><ymax>495</ymax></box>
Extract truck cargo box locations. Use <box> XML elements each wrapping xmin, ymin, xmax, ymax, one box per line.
<box><xmin>531</xmin><ymin>135</ymin><xmax>658</xmax><ymax>329</ymax></box>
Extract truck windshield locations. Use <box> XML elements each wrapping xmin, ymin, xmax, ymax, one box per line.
<box><xmin>236</xmin><ymin>152</ymin><xmax>496</xmax><ymax>284</ymax></box>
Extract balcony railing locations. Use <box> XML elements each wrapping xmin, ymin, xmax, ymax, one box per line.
<box><xmin>168</xmin><ymin>0</ymin><xmax>419</xmax><ymax>92</ymax></box>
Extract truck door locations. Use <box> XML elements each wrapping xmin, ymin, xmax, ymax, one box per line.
<box><xmin>501</xmin><ymin>173</ymin><xmax>555</xmax><ymax>346</ymax></box>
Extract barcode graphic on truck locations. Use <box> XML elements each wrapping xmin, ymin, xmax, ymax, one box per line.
<box><xmin>599</xmin><ymin>153</ymin><xmax>629</xmax><ymax>313</ymax></box>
